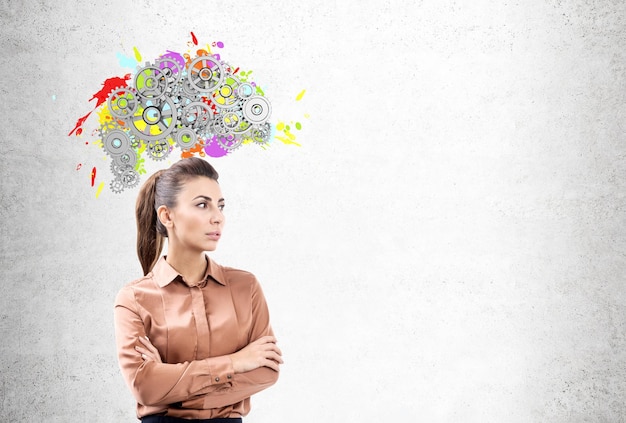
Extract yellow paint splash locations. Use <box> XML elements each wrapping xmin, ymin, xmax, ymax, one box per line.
<box><xmin>296</xmin><ymin>89</ymin><xmax>306</xmax><ymax>101</ymax></box>
<box><xmin>133</xmin><ymin>46</ymin><xmax>142</xmax><ymax>62</ymax></box>
<box><xmin>95</xmin><ymin>181</ymin><xmax>105</xmax><ymax>198</ymax></box>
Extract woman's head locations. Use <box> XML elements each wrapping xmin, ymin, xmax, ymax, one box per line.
<box><xmin>136</xmin><ymin>157</ymin><xmax>222</xmax><ymax>275</ymax></box>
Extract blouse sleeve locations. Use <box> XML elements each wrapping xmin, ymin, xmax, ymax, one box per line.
<box><xmin>114</xmin><ymin>276</ymin><xmax>279</xmax><ymax>409</ymax></box>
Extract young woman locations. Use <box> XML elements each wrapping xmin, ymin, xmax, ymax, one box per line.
<box><xmin>114</xmin><ymin>158</ymin><xmax>282</xmax><ymax>422</ymax></box>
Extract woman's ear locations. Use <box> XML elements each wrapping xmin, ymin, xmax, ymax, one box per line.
<box><xmin>157</xmin><ymin>205</ymin><xmax>173</xmax><ymax>229</ymax></box>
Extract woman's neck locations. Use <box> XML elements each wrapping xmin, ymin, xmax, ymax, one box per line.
<box><xmin>165</xmin><ymin>247</ymin><xmax>208</xmax><ymax>286</ymax></box>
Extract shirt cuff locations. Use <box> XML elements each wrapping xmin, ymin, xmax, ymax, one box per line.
<box><xmin>205</xmin><ymin>355</ymin><xmax>235</xmax><ymax>385</ymax></box>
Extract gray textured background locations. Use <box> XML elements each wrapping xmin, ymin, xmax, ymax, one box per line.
<box><xmin>1</xmin><ymin>0</ymin><xmax>625</xmax><ymax>422</ymax></box>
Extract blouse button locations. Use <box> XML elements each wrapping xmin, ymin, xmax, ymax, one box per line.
<box><xmin>215</xmin><ymin>377</ymin><xmax>220</xmax><ymax>382</ymax></box>
<box><xmin>227</xmin><ymin>374</ymin><xmax>232</xmax><ymax>379</ymax></box>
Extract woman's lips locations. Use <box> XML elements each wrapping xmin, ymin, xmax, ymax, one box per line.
<box><xmin>206</xmin><ymin>232</ymin><xmax>221</xmax><ymax>240</ymax></box>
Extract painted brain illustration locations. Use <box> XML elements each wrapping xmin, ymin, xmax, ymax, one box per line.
<box><xmin>103</xmin><ymin>50</ymin><xmax>272</xmax><ymax>192</ymax></box>
<box><xmin>70</xmin><ymin>37</ymin><xmax>306</xmax><ymax>196</ymax></box>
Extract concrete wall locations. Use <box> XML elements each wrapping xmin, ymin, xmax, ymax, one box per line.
<box><xmin>1</xmin><ymin>0</ymin><xmax>625</xmax><ymax>421</ymax></box>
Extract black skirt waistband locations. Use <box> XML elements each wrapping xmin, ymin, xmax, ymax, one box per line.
<box><xmin>141</xmin><ymin>416</ymin><xmax>242</xmax><ymax>423</ymax></box>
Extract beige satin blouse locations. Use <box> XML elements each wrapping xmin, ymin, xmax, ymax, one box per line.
<box><xmin>114</xmin><ymin>254</ymin><xmax>278</xmax><ymax>419</ymax></box>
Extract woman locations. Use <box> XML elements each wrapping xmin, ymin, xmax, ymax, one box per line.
<box><xmin>114</xmin><ymin>158</ymin><xmax>282</xmax><ymax>422</ymax></box>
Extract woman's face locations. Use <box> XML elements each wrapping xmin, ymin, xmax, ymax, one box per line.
<box><xmin>163</xmin><ymin>176</ymin><xmax>225</xmax><ymax>253</ymax></box>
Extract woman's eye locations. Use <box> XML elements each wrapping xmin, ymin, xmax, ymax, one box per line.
<box><xmin>218</xmin><ymin>205</ymin><xmax>225</xmax><ymax>211</ymax></box>
<box><xmin>197</xmin><ymin>202</ymin><xmax>207</xmax><ymax>208</ymax></box>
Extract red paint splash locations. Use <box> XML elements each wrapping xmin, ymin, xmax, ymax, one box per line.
<box><xmin>68</xmin><ymin>111</ymin><xmax>92</xmax><ymax>136</ymax></box>
<box><xmin>91</xmin><ymin>167</ymin><xmax>96</xmax><ymax>187</ymax></box>
<box><xmin>68</xmin><ymin>74</ymin><xmax>131</xmax><ymax>137</ymax></box>
<box><xmin>76</xmin><ymin>163</ymin><xmax>82</xmax><ymax>171</ymax></box>
<box><xmin>191</xmin><ymin>31</ymin><xmax>198</xmax><ymax>45</ymax></box>
<box><xmin>89</xmin><ymin>74</ymin><xmax>131</xmax><ymax>108</ymax></box>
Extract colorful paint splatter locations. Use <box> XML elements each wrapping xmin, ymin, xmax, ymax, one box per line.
<box><xmin>70</xmin><ymin>35</ymin><xmax>306</xmax><ymax>194</ymax></box>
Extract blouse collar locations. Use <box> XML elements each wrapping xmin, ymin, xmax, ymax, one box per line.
<box><xmin>151</xmin><ymin>254</ymin><xmax>226</xmax><ymax>288</ymax></box>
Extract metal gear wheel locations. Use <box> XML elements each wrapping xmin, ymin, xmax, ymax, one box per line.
<box><xmin>249</xmin><ymin>123</ymin><xmax>271</xmax><ymax>144</ymax></box>
<box><xmin>110</xmin><ymin>162</ymin><xmax>134</xmax><ymax>176</ymax></box>
<box><xmin>216</xmin><ymin>133</ymin><xmax>243</xmax><ymax>150</ymax></box>
<box><xmin>134</xmin><ymin>63</ymin><xmax>170</xmax><ymax>100</ymax></box>
<box><xmin>113</xmin><ymin>148</ymin><xmax>137</xmax><ymax>168</ymax></box>
<box><xmin>98</xmin><ymin>119</ymin><xmax>125</xmax><ymax>138</ymax></box>
<box><xmin>155</xmin><ymin>57</ymin><xmax>183</xmax><ymax>86</ymax></box>
<box><xmin>187</xmin><ymin>55</ymin><xmax>224</xmax><ymax>93</ymax></box>
<box><xmin>212</xmin><ymin>76</ymin><xmax>241</xmax><ymax>109</ymax></box>
<box><xmin>237</xmin><ymin>83</ymin><xmax>255</xmax><ymax>99</ymax></box>
<box><xmin>181</xmin><ymin>101</ymin><xmax>213</xmax><ymax>130</ymax></box>
<box><xmin>103</xmin><ymin>129</ymin><xmax>131</xmax><ymax>156</ymax></box>
<box><xmin>107</xmin><ymin>87</ymin><xmax>139</xmax><ymax>120</ymax></box>
<box><xmin>221</xmin><ymin>110</ymin><xmax>252</xmax><ymax>134</ymax></box>
<box><xmin>174</xmin><ymin>127</ymin><xmax>198</xmax><ymax>150</ymax></box>
<box><xmin>129</xmin><ymin>96</ymin><xmax>178</xmax><ymax>142</ymax></box>
<box><xmin>242</xmin><ymin>96</ymin><xmax>271</xmax><ymax>124</ymax></box>
<box><xmin>121</xmin><ymin>168</ymin><xmax>140</xmax><ymax>189</ymax></box>
<box><xmin>147</xmin><ymin>139</ymin><xmax>171</xmax><ymax>161</ymax></box>
<box><xmin>110</xmin><ymin>177</ymin><xmax>125</xmax><ymax>194</ymax></box>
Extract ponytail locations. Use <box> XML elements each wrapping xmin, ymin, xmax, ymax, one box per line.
<box><xmin>135</xmin><ymin>158</ymin><xmax>220</xmax><ymax>275</ymax></box>
<box><xmin>135</xmin><ymin>169</ymin><xmax>165</xmax><ymax>275</ymax></box>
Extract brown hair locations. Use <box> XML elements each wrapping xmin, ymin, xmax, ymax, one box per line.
<box><xmin>135</xmin><ymin>157</ymin><xmax>220</xmax><ymax>275</ymax></box>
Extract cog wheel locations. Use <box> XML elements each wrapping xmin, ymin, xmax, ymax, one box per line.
<box><xmin>212</xmin><ymin>75</ymin><xmax>241</xmax><ymax>109</ymax></box>
<box><xmin>216</xmin><ymin>133</ymin><xmax>243</xmax><ymax>150</ymax></box>
<box><xmin>147</xmin><ymin>139</ymin><xmax>171</xmax><ymax>161</ymax></box>
<box><xmin>174</xmin><ymin>127</ymin><xmax>198</xmax><ymax>150</ymax></box>
<box><xmin>107</xmin><ymin>87</ymin><xmax>139</xmax><ymax>120</ymax></box>
<box><xmin>110</xmin><ymin>162</ymin><xmax>133</xmax><ymax>176</ymax></box>
<box><xmin>249</xmin><ymin>123</ymin><xmax>272</xmax><ymax>144</ymax></box>
<box><xmin>98</xmin><ymin>119</ymin><xmax>125</xmax><ymax>138</ymax></box>
<box><xmin>121</xmin><ymin>168</ymin><xmax>140</xmax><ymax>189</ymax></box>
<box><xmin>129</xmin><ymin>96</ymin><xmax>178</xmax><ymax>141</ymax></box>
<box><xmin>209</xmin><ymin>115</ymin><xmax>229</xmax><ymax>136</ymax></box>
<box><xmin>155</xmin><ymin>57</ymin><xmax>183</xmax><ymax>86</ymax></box>
<box><xmin>113</xmin><ymin>148</ymin><xmax>137</xmax><ymax>168</ymax></box>
<box><xmin>237</xmin><ymin>83</ymin><xmax>255</xmax><ymax>100</ymax></box>
<box><xmin>103</xmin><ymin>129</ymin><xmax>131</xmax><ymax>156</ymax></box>
<box><xmin>134</xmin><ymin>63</ymin><xmax>169</xmax><ymax>100</ymax></box>
<box><xmin>242</xmin><ymin>96</ymin><xmax>271</xmax><ymax>124</ymax></box>
<box><xmin>221</xmin><ymin>110</ymin><xmax>252</xmax><ymax>134</ymax></box>
<box><xmin>110</xmin><ymin>177</ymin><xmax>125</xmax><ymax>194</ymax></box>
<box><xmin>187</xmin><ymin>55</ymin><xmax>224</xmax><ymax>93</ymax></box>
<box><xmin>181</xmin><ymin>101</ymin><xmax>213</xmax><ymax>130</ymax></box>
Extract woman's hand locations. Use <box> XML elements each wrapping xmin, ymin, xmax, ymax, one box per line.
<box><xmin>135</xmin><ymin>336</ymin><xmax>163</xmax><ymax>364</ymax></box>
<box><xmin>229</xmin><ymin>336</ymin><xmax>283</xmax><ymax>373</ymax></box>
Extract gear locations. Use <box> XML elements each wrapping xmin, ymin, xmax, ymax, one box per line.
<box><xmin>121</xmin><ymin>168</ymin><xmax>140</xmax><ymax>189</ymax></box>
<box><xmin>242</xmin><ymin>96</ymin><xmax>271</xmax><ymax>124</ymax></box>
<box><xmin>216</xmin><ymin>133</ymin><xmax>243</xmax><ymax>150</ymax></box>
<box><xmin>212</xmin><ymin>75</ymin><xmax>241</xmax><ymax>109</ymax></box>
<box><xmin>221</xmin><ymin>110</ymin><xmax>252</xmax><ymax>134</ymax></box>
<box><xmin>147</xmin><ymin>139</ymin><xmax>171</xmax><ymax>161</ymax></box>
<box><xmin>103</xmin><ymin>129</ymin><xmax>131</xmax><ymax>156</ymax></box>
<box><xmin>155</xmin><ymin>57</ymin><xmax>183</xmax><ymax>86</ymax></box>
<box><xmin>181</xmin><ymin>101</ymin><xmax>212</xmax><ymax>130</ymax></box>
<box><xmin>134</xmin><ymin>62</ymin><xmax>169</xmax><ymax>100</ymax></box>
<box><xmin>129</xmin><ymin>96</ymin><xmax>178</xmax><ymax>142</ymax></box>
<box><xmin>113</xmin><ymin>148</ymin><xmax>137</xmax><ymax>168</ymax></box>
<box><xmin>110</xmin><ymin>177</ymin><xmax>125</xmax><ymax>194</ymax></box>
<box><xmin>98</xmin><ymin>119</ymin><xmax>125</xmax><ymax>138</ymax></box>
<box><xmin>110</xmin><ymin>161</ymin><xmax>133</xmax><ymax>176</ymax></box>
<box><xmin>107</xmin><ymin>87</ymin><xmax>139</xmax><ymax>120</ymax></box>
<box><xmin>187</xmin><ymin>55</ymin><xmax>224</xmax><ymax>93</ymax></box>
<box><xmin>250</xmin><ymin>123</ymin><xmax>271</xmax><ymax>144</ymax></box>
<box><xmin>237</xmin><ymin>82</ymin><xmax>255</xmax><ymax>99</ymax></box>
<box><xmin>174</xmin><ymin>127</ymin><xmax>198</xmax><ymax>150</ymax></box>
